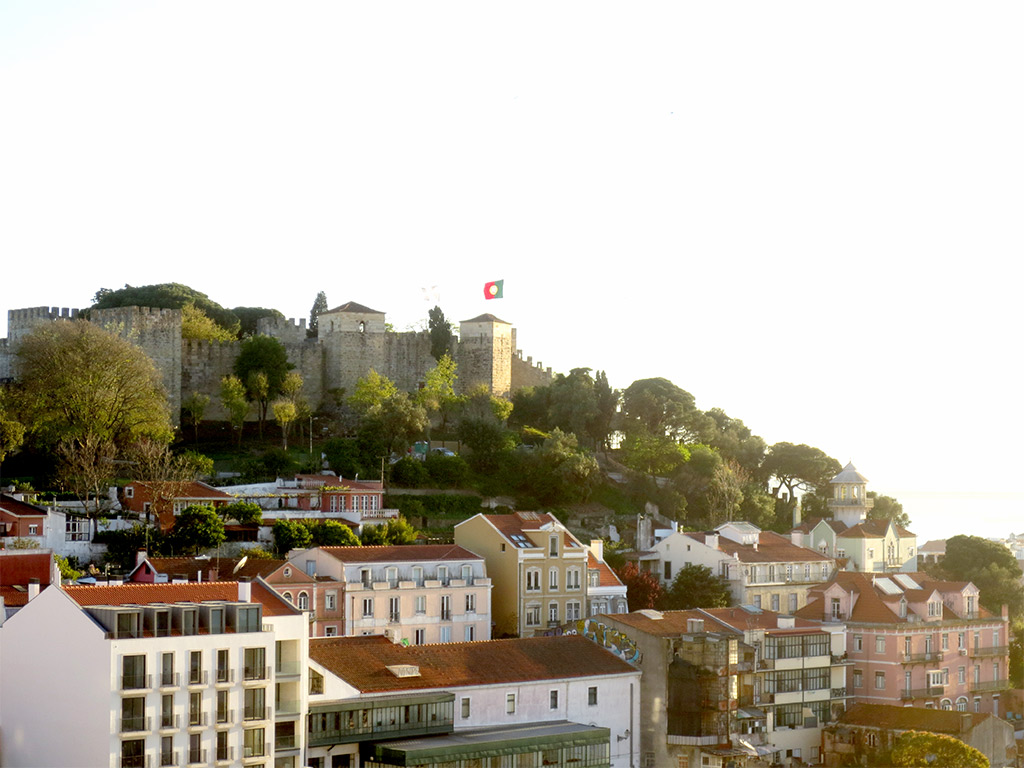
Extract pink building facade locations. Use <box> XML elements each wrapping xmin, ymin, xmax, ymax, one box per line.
<box><xmin>797</xmin><ymin>571</ymin><xmax>1009</xmax><ymax>716</ymax></box>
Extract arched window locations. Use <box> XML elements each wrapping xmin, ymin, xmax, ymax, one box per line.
<box><xmin>298</xmin><ymin>592</ymin><xmax>309</xmax><ymax>610</ymax></box>
<box><xmin>956</xmin><ymin>697</ymin><xmax>968</xmax><ymax>712</ymax></box>
<box><xmin>359</xmin><ymin>321</ymin><xmax>365</xmax><ymax>333</ymax></box>
<box><xmin>940</xmin><ymin>699</ymin><xmax>952</xmax><ymax>711</ymax></box>
<box><xmin>283</xmin><ymin>592</ymin><xmax>293</xmax><ymax>604</ymax></box>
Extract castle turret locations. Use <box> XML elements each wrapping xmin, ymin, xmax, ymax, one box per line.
<box><xmin>318</xmin><ymin>301</ymin><xmax>388</xmax><ymax>394</ymax></box>
<box><xmin>827</xmin><ymin>461</ymin><xmax>874</xmax><ymax>527</ymax></box>
<box><xmin>458</xmin><ymin>314</ymin><xmax>512</xmax><ymax>397</ymax></box>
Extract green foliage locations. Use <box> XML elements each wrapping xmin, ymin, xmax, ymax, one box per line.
<box><xmin>305</xmin><ymin>519</ymin><xmax>360</xmax><ymax>546</ymax></box>
<box><xmin>362</xmin><ymin>392</ymin><xmax>429</xmax><ymax>457</ymax></box>
<box><xmin>54</xmin><ymin>553</ymin><xmax>82</xmax><ymax>582</ymax></box>
<box><xmin>390</xmin><ymin>457</ymin><xmax>431</xmax><ymax>487</ymax></box>
<box><xmin>232</xmin><ymin>306</ymin><xmax>285</xmax><ymax>339</ymax></box>
<box><xmin>5</xmin><ymin>538</ymin><xmax>40</xmax><ymax>550</ymax></box>
<box><xmin>12</xmin><ymin>320</ymin><xmax>173</xmax><ymax>451</ymax></box>
<box><xmin>0</xmin><ymin>389</ymin><xmax>25</xmax><ymax>465</ymax></box>
<box><xmin>170</xmin><ymin>504</ymin><xmax>226</xmax><ymax>555</ymax></box>
<box><xmin>92</xmin><ymin>283</ymin><xmax>241</xmax><ymax>335</ymax></box>
<box><xmin>322</xmin><ymin>437</ymin><xmax>371</xmax><ymax>479</ymax></box>
<box><xmin>621</xmin><ymin>377</ymin><xmax>702</xmax><ymax>442</ymax></box>
<box><xmin>615</xmin><ymin>561</ymin><xmax>663</xmax><ymax>611</ymax></box>
<box><xmin>97</xmin><ymin>523</ymin><xmax>166</xmax><ymax>571</ymax></box>
<box><xmin>659</xmin><ymin>564</ymin><xmax>732</xmax><ymax>610</ymax></box>
<box><xmin>181</xmin><ymin>392</ymin><xmax>210</xmax><ymax>442</ymax></box>
<box><xmin>221</xmin><ymin>501</ymin><xmax>263</xmax><ymax>525</ymax></box>
<box><xmin>762</xmin><ymin>442</ymin><xmax>841</xmax><ymax>499</ymax></box>
<box><xmin>620</xmin><ymin>429</ymin><xmax>690</xmax><ymax>477</ymax></box>
<box><xmin>348</xmin><ymin>370</ymin><xmax>399</xmax><ymax>414</ymax></box>
<box><xmin>219</xmin><ymin>375</ymin><xmax>249</xmax><ymax>445</ymax></box>
<box><xmin>932</xmin><ymin>535</ymin><xmax>1024</xmax><ymax>618</ymax></box>
<box><xmin>385</xmin><ymin>494</ymin><xmax>482</xmax><ymax>519</ymax></box>
<box><xmin>360</xmin><ymin>516</ymin><xmax>418</xmax><ymax>545</ymax></box>
<box><xmin>258</xmin><ymin>447</ymin><xmax>297</xmax><ymax>479</ymax></box>
<box><xmin>417</xmin><ymin>354</ymin><xmax>458</xmax><ymax>414</ymax></box>
<box><xmin>272</xmin><ymin>518</ymin><xmax>312</xmax><ymax>555</ymax></box>
<box><xmin>180</xmin><ymin>303</ymin><xmax>236</xmax><ymax>342</ymax></box>
<box><xmin>180</xmin><ymin>450</ymin><xmax>214</xmax><ymax>478</ymax></box>
<box><xmin>427</xmin><ymin>306</ymin><xmax>453</xmax><ymax>361</ymax></box>
<box><xmin>889</xmin><ymin>730</ymin><xmax>988</xmax><ymax>767</ymax></box>
<box><xmin>867</xmin><ymin>491</ymin><xmax>911</xmax><ymax>527</ymax></box>
<box><xmin>457</xmin><ymin>417</ymin><xmax>516</xmax><ymax>474</ymax></box>
<box><xmin>423</xmin><ymin>454</ymin><xmax>470</xmax><ymax>488</ymax></box>
<box><xmin>234</xmin><ymin>335</ymin><xmax>294</xmax><ymax>426</ymax></box>
<box><xmin>309</xmin><ymin>292</ymin><xmax>328</xmax><ymax>338</ymax></box>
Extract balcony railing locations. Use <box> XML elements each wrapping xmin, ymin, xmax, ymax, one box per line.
<box><xmin>242</xmin><ymin>742</ymin><xmax>270</xmax><ymax>759</ymax></box>
<box><xmin>159</xmin><ymin>751</ymin><xmax>177</xmax><ymax>767</ymax></box>
<box><xmin>276</xmin><ymin>660</ymin><xmax>301</xmax><ymax>676</ymax></box>
<box><xmin>971</xmin><ymin>645</ymin><xmax>1008</xmax><ymax>658</ymax></box>
<box><xmin>160</xmin><ymin>672</ymin><xmax>179</xmax><ymax>687</ymax></box>
<box><xmin>121</xmin><ymin>674</ymin><xmax>151</xmax><ymax>690</ymax></box>
<box><xmin>215</xmin><ymin>668</ymin><xmax>234</xmax><ymax>684</ymax></box>
<box><xmin>388</xmin><ymin>613</ymin><xmax>401</xmax><ymax>624</ymax></box>
<box><xmin>900</xmin><ymin>686</ymin><xmax>944</xmax><ymax>700</ymax></box>
<box><xmin>902</xmin><ymin>652</ymin><xmax>941</xmax><ymax>665</ymax></box>
<box><xmin>831</xmin><ymin>687</ymin><xmax>849</xmax><ymax>698</ymax></box>
<box><xmin>440</xmin><ymin>610</ymin><xmax>452</xmax><ymax>622</ymax></box>
<box><xmin>188</xmin><ymin>712</ymin><xmax>208</xmax><ymax>727</ymax></box>
<box><xmin>215</xmin><ymin>746</ymin><xmax>234</xmax><ymax>762</ymax></box>
<box><xmin>243</xmin><ymin>706</ymin><xmax>270</xmax><ymax>722</ymax></box>
<box><xmin>120</xmin><ymin>757</ymin><xmax>149</xmax><ymax>768</ymax></box>
<box><xmin>276</xmin><ymin>733</ymin><xmax>297</xmax><ymax>750</ymax></box>
<box><xmin>276</xmin><ymin>699</ymin><xmax>301</xmax><ymax>716</ymax></box>
<box><xmin>188</xmin><ymin>671</ymin><xmax>209</xmax><ymax>686</ymax></box>
<box><xmin>971</xmin><ymin>678</ymin><xmax>1010</xmax><ymax>693</ymax></box>
<box><xmin>243</xmin><ymin>665</ymin><xmax>270</xmax><ymax>681</ymax></box>
<box><xmin>187</xmin><ymin>748</ymin><xmax>206</xmax><ymax>765</ymax></box>
<box><xmin>120</xmin><ymin>716</ymin><xmax>151</xmax><ymax>732</ymax></box>
<box><xmin>216</xmin><ymin>708</ymin><xmax>233</xmax><ymax>725</ymax></box>
<box><xmin>160</xmin><ymin>714</ymin><xmax>179</xmax><ymax>730</ymax></box>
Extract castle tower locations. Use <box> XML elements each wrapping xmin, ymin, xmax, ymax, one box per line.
<box><xmin>318</xmin><ymin>301</ymin><xmax>388</xmax><ymax>394</ymax></box>
<box><xmin>457</xmin><ymin>314</ymin><xmax>512</xmax><ymax>397</ymax></box>
<box><xmin>827</xmin><ymin>461</ymin><xmax>874</xmax><ymax>527</ymax></box>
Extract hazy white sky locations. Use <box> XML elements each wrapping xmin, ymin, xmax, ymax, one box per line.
<box><xmin>2</xmin><ymin>2</ymin><xmax>1022</xmax><ymax>538</ymax></box>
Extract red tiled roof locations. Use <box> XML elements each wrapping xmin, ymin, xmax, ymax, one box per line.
<box><xmin>840</xmin><ymin>519</ymin><xmax>915</xmax><ymax>538</ymax></box>
<box><xmin>587</xmin><ymin>552</ymin><xmax>624</xmax><ymax>588</ymax></box>
<box><xmin>0</xmin><ymin>494</ymin><xmax>47</xmax><ymax>517</ymax></box>
<box><xmin>0</xmin><ymin>551</ymin><xmax>54</xmax><ymax>587</ymax></box>
<box><xmin>838</xmin><ymin>703</ymin><xmax>986</xmax><ymax>734</ymax></box>
<box><xmin>323</xmin><ymin>302</ymin><xmax>383</xmax><ymax>315</ymax></box>
<box><xmin>63</xmin><ymin>580</ymin><xmax>299</xmax><ymax>616</ymax></box>
<box><xmin>309</xmin><ymin>635</ymin><xmax>636</xmax><ymax>692</ymax></box>
<box><xmin>319</xmin><ymin>545</ymin><xmax>483</xmax><ymax>564</ymax></box>
<box><xmin>687</xmin><ymin>531</ymin><xmax>832</xmax><ymax>564</ymax></box>
<box><xmin>481</xmin><ymin>513</ymin><xmax>583</xmax><ymax>549</ymax></box>
<box><xmin>129</xmin><ymin>481</ymin><xmax>232</xmax><ymax>500</ymax></box>
<box><xmin>137</xmin><ymin>557</ymin><xmax>285</xmax><ymax>581</ymax></box>
<box><xmin>609</xmin><ymin>608</ymin><xmax>820</xmax><ymax>637</ymax></box>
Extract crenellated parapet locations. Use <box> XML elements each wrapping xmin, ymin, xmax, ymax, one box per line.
<box><xmin>7</xmin><ymin>307</ymin><xmax>81</xmax><ymax>344</ymax></box>
<box><xmin>257</xmin><ymin>315</ymin><xmax>309</xmax><ymax>345</ymax></box>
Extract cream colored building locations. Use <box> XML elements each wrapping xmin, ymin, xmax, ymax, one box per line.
<box><xmin>455</xmin><ymin>512</ymin><xmax>589</xmax><ymax>637</ymax></box>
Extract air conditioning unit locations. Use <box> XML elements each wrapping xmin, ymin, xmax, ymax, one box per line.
<box><xmin>384</xmin><ymin>628</ymin><xmax>399</xmax><ymax>643</ymax></box>
<box><xmin>959</xmin><ymin>648</ymin><xmax>968</xmax><ymax>656</ymax></box>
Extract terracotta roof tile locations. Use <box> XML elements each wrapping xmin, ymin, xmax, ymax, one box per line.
<box><xmin>63</xmin><ymin>580</ymin><xmax>299</xmax><ymax>616</ymax></box>
<box><xmin>323</xmin><ymin>302</ymin><xmax>384</xmax><ymax>315</ymax></box>
<box><xmin>841</xmin><ymin>519</ymin><xmax>915</xmax><ymax>538</ymax></box>
<box><xmin>587</xmin><ymin>553</ymin><xmax>624</xmax><ymax>588</ymax></box>
<box><xmin>610</xmin><ymin>608</ymin><xmax>821</xmax><ymax>636</ymax></box>
<box><xmin>309</xmin><ymin>635</ymin><xmax>635</xmax><ymax>692</ymax></box>
<box><xmin>0</xmin><ymin>551</ymin><xmax>54</xmax><ymax>587</ymax></box>
<box><xmin>838</xmin><ymin>703</ymin><xmax>986</xmax><ymax>733</ymax></box>
<box><xmin>688</xmin><ymin>531</ymin><xmax>832</xmax><ymax>564</ymax></box>
<box><xmin>0</xmin><ymin>494</ymin><xmax>47</xmax><ymax>517</ymax></box>
<box><xmin>129</xmin><ymin>481</ymin><xmax>233</xmax><ymax>500</ymax></box>
<box><xmin>318</xmin><ymin>545</ymin><xmax>483</xmax><ymax>564</ymax></box>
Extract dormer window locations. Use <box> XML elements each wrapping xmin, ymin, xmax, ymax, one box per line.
<box><xmin>899</xmin><ymin>599</ymin><xmax>908</xmax><ymax>618</ymax></box>
<box><xmin>437</xmin><ymin>566</ymin><xmax>448</xmax><ymax>586</ymax></box>
<box><xmin>550</xmin><ymin>536</ymin><xmax>558</xmax><ymax>557</ymax></box>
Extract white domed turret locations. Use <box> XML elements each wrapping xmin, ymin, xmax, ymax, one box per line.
<box><xmin>828</xmin><ymin>462</ymin><xmax>874</xmax><ymax>526</ymax></box>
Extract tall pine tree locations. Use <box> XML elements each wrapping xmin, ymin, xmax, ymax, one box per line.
<box><xmin>308</xmin><ymin>291</ymin><xmax>328</xmax><ymax>338</ymax></box>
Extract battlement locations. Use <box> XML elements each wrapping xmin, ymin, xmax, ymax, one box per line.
<box><xmin>91</xmin><ymin>306</ymin><xmax>182</xmax><ymax>324</ymax></box>
<box><xmin>258</xmin><ymin>316</ymin><xmax>307</xmax><ymax>333</ymax></box>
<box><xmin>515</xmin><ymin>349</ymin><xmax>552</xmax><ymax>376</ymax></box>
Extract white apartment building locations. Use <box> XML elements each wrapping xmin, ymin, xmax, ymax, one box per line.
<box><xmin>0</xmin><ymin>577</ymin><xmax>308</xmax><ymax>768</ymax></box>
<box><xmin>305</xmin><ymin>634</ymin><xmax>641</xmax><ymax>768</ymax></box>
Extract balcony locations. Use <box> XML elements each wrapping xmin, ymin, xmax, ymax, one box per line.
<box><xmin>215</xmin><ymin>669</ymin><xmax>234</xmax><ymax>684</ymax></box>
<box><xmin>215</xmin><ymin>746</ymin><xmax>234</xmax><ymax>763</ymax></box>
<box><xmin>902</xmin><ymin>652</ymin><xmax>941</xmax><ymax>665</ymax></box>
<box><xmin>388</xmin><ymin>613</ymin><xmax>401</xmax><ymax>624</ymax></box>
<box><xmin>971</xmin><ymin>678</ymin><xmax>1010</xmax><ymax>693</ymax></box>
<box><xmin>242</xmin><ymin>743</ymin><xmax>270</xmax><ymax>760</ymax></box>
<box><xmin>277</xmin><ymin>699</ymin><xmax>301</xmax><ymax>716</ymax></box>
<box><xmin>900</xmin><ymin>686</ymin><xmax>944</xmax><ymax>700</ymax></box>
<box><xmin>276</xmin><ymin>660</ymin><xmax>301</xmax><ymax>677</ymax></box>
<box><xmin>120</xmin><ymin>716</ymin><xmax>151</xmax><ymax>733</ymax></box>
<box><xmin>243</xmin><ymin>665</ymin><xmax>270</xmax><ymax>682</ymax></box>
<box><xmin>187</xmin><ymin>748</ymin><xmax>206</xmax><ymax>765</ymax></box>
<box><xmin>243</xmin><ymin>706</ymin><xmax>271</xmax><ymax>722</ymax></box>
<box><xmin>971</xmin><ymin>645</ymin><xmax>1008</xmax><ymax>658</ymax></box>
<box><xmin>121</xmin><ymin>674</ymin><xmax>151</xmax><ymax>691</ymax></box>
<box><xmin>440</xmin><ymin>610</ymin><xmax>452</xmax><ymax>622</ymax></box>
<box><xmin>187</xmin><ymin>671</ymin><xmax>209</xmax><ymax>686</ymax></box>
<box><xmin>187</xmin><ymin>712</ymin><xmax>208</xmax><ymax>728</ymax></box>
<box><xmin>120</xmin><ymin>757</ymin><xmax>149</xmax><ymax>768</ymax></box>
<box><xmin>159</xmin><ymin>751</ymin><xmax>177</xmax><ymax>767</ymax></box>
<box><xmin>831</xmin><ymin>687</ymin><xmax>849</xmax><ymax>698</ymax></box>
<box><xmin>216</xmin><ymin>709</ymin><xmax>233</xmax><ymax>725</ymax></box>
<box><xmin>160</xmin><ymin>714</ymin><xmax>180</xmax><ymax>730</ymax></box>
<box><xmin>831</xmin><ymin>653</ymin><xmax>853</xmax><ymax>665</ymax></box>
<box><xmin>160</xmin><ymin>672</ymin><xmax>179</xmax><ymax>688</ymax></box>
<box><xmin>276</xmin><ymin>733</ymin><xmax>297</xmax><ymax>750</ymax></box>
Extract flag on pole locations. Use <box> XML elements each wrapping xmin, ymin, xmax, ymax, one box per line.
<box><xmin>484</xmin><ymin>280</ymin><xmax>504</xmax><ymax>300</ymax></box>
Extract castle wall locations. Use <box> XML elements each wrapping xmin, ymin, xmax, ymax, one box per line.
<box><xmin>90</xmin><ymin>306</ymin><xmax>183</xmax><ymax>422</ymax></box>
<box><xmin>322</xmin><ymin>324</ymin><xmax>387</xmax><ymax>396</ymax></box>
<box><xmin>511</xmin><ymin>351</ymin><xmax>555</xmax><ymax>391</ymax></box>
<box><xmin>458</xmin><ymin>320</ymin><xmax>513</xmax><ymax>397</ymax></box>
<box><xmin>384</xmin><ymin>330</ymin><xmax>436</xmax><ymax>392</ymax></box>
<box><xmin>181</xmin><ymin>339</ymin><xmax>242</xmax><ymax>421</ymax></box>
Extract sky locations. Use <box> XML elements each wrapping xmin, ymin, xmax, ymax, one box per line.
<box><xmin>2</xmin><ymin>1</ymin><xmax>1023</xmax><ymax>542</ymax></box>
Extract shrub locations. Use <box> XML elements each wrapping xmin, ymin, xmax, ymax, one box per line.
<box><xmin>390</xmin><ymin>457</ymin><xmax>430</xmax><ymax>488</ymax></box>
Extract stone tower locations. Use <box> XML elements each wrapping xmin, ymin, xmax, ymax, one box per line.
<box><xmin>457</xmin><ymin>314</ymin><xmax>513</xmax><ymax>397</ymax></box>
<box><xmin>318</xmin><ymin>301</ymin><xmax>388</xmax><ymax>395</ymax></box>
<box><xmin>827</xmin><ymin>461</ymin><xmax>874</xmax><ymax>527</ymax></box>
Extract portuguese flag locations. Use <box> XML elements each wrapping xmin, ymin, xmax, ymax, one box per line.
<box><xmin>484</xmin><ymin>280</ymin><xmax>504</xmax><ymax>300</ymax></box>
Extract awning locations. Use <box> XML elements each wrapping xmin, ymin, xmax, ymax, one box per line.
<box><xmin>736</xmin><ymin>707</ymin><xmax>765</xmax><ymax>719</ymax></box>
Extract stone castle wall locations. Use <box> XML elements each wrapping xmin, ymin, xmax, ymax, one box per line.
<box><xmin>2</xmin><ymin>304</ymin><xmax>555</xmax><ymax>423</ymax></box>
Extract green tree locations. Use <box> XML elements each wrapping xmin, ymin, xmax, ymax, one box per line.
<box><xmin>272</xmin><ymin>398</ymin><xmax>298</xmax><ymax>449</ymax></box>
<box><xmin>867</xmin><ymin>491</ymin><xmax>911</xmax><ymax>528</ymax></box>
<box><xmin>427</xmin><ymin>306</ymin><xmax>453</xmax><ymax>361</ymax></box>
<box><xmin>620</xmin><ymin>429</ymin><xmax>690</xmax><ymax>478</ymax></box>
<box><xmin>889</xmin><ymin>730</ymin><xmax>988</xmax><ymax>768</ymax></box>
<box><xmin>306</xmin><ymin>519</ymin><xmax>360</xmax><ymax>546</ymax></box>
<box><xmin>56</xmin><ymin>435</ymin><xmax>117</xmax><ymax>516</ymax></box>
<box><xmin>621</xmin><ymin>378</ymin><xmax>705</xmax><ymax>442</ymax></box>
<box><xmin>92</xmin><ymin>283</ymin><xmax>241</xmax><ymax>336</ymax></box>
<box><xmin>348</xmin><ymin>370</ymin><xmax>398</xmax><ymax>414</ymax></box>
<box><xmin>931</xmin><ymin>535</ymin><xmax>1024</xmax><ymax>618</ymax></box>
<box><xmin>54</xmin><ymin>553</ymin><xmax>82</xmax><ymax>582</ymax></box>
<box><xmin>181</xmin><ymin>391</ymin><xmax>210</xmax><ymax>443</ymax></box>
<box><xmin>180</xmin><ymin>303</ymin><xmax>236</xmax><ymax>342</ymax></box>
<box><xmin>591</xmin><ymin>370</ymin><xmax>620</xmax><ymax>450</ymax></box>
<box><xmin>220</xmin><ymin>501</ymin><xmax>263</xmax><ymax>525</ymax></box>
<box><xmin>170</xmin><ymin>504</ymin><xmax>226</xmax><ymax>555</ymax></box>
<box><xmin>363</xmin><ymin>393</ymin><xmax>429</xmax><ymax>457</ymax></box>
<box><xmin>308</xmin><ymin>291</ymin><xmax>329</xmax><ymax>338</ymax></box>
<box><xmin>12</xmin><ymin>320</ymin><xmax>173</xmax><ymax>452</ymax></box>
<box><xmin>361</xmin><ymin>516</ymin><xmax>418</xmax><ymax>546</ymax></box>
<box><xmin>659</xmin><ymin>564</ymin><xmax>733</xmax><ymax>610</ymax></box>
<box><xmin>0</xmin><ymin>389</ymin><xmax>25</xmax><ymax>470</ymax></box>
<box><xmin>272</xmin><ymin>518</ymin><xmax>312</xmax><ymax>555</ymax></box>
<box><xmin>234</xmin><ymin>335</ymin><xmax>293</xmax><ymax>431</ymax></box>
<box><xmin>761</xmin><ymin>442</ymin><xmax>841</xmax><ymax>501</ymax></box>
<box><xmin>417</xmin><ymin>354</ymin><xmax>458</xmax><ymax>421</ymax></box>
<box><xmin>615</xmin><ymin>561</ymin><xmax>663</xmax><ymax>611</ymax></box>
<box><xmin>219</xmin><ymin>375</ymin><xmax>249</xmax><ymax>445</ymax></box>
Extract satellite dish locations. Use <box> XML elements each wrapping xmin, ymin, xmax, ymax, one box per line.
<box><xmin>232</xmin><ymin>556</ymin><xmax>248</xmax><ymax>575</ymax></box>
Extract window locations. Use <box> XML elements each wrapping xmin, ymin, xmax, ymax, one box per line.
<box><xmin>415</xmin><ymin>595</ymin><xmax>426</xmax><ymax>614</ymax></box>
<box><xmin>324</xmin><ymin>625</ymin><xmax>338</xmax><ymax>637</ymax></box>
<box><xmin>830</xmin><ymin>598</ymin><xmax>841</xmax><ymax>619</ymax></box>
<box><xmin>788</xmin><ymin>593</ymin><xmax>798</xmax><ymax>613</ymax></box>
<box><xmin>440</xmin><ymin>626</ymin><xmax>451</xmax><ymax>643</ymax></box>
<box><xmin>65</xmin><ymin>516</ymin><xmax>89</xmax><ymax>541</ymax></box>
<box><xmin>567</xmin><ymin>568</ymin><xmax>581</xmax><ymax>591</ymax></box>
<box><xmin>189</xmin><ymin>691</ymin><xmax>203</xmax><ymax>726</ymax></box>
<box><xmin>298</xmin><ymin>592</ymin><xmax>309</xmax><ymax>610</ymax></box>
<box><xmin>959</xmin><ymin>666</ymin><xmax>966</xmax><ymax>684</ymax></box>
<box><xmin>875</xmin><ymin>636</ymin><xmax>886</xmax><ymax>654</ymax></box>
<box><xmin>525</xmin><ymin>604</ymin><xmax>541</xmax><ymax>627</ymax></box>
<box><xmin>441</xmin><ymin>595</ymin><xmax>452</xmax><ymax>621</ymax></box>
<box><xmin>386</xmin><ymin>567</ymin><xmax>398</xmax><ymax>588</ymax></box>
<box><xmin>162</xmin><ymin>693</ymin><xmax>176</xmax><ymax>728</ymax></box>
<box><xmin>588</xmin><ymin>686</ymin><xmax>598</xmax><ymax>705</ymax></box>
<box><xmin>283</xmin><ymin>567</ymin><xmax>291</xmax><ymax>578</ymax></box>
<box><xmin>362</xmin><ymin>598</ymin><xmax>374</xmax><ymax>617</ymax></box>
<box><xmin>244</xmin><ymin>687</ymin><xmax>265</xmax><ymax>720</ymax></box>
<box><xmin>664</xmin><ymin>562</ymin><xmax>672</xmax><ymax>581</ymax></box>
<box><xmin>283</xmin><ymin>592</ymin><xmax>293</xmax><ymax>604</ymax></box>
<box><xmin>122</xmin><ymin>654</ymin><xmax>147</xmax><ymax>689</ymax></box>
<box><xmin>437</xmin><ymin>566</ymin><xmax>449</xmax><ymax>585</ymax></box>
<box><xmin>216</xmin><ymin>730</ymin><xmax>229</xmax><ymax>762</ymax></box>
<box><xmin>549</xmin><ymin>568</ymin><xmax>559</xmax><ymax>590</ymax></box>
<box><xmin>461</xmin><ymin>697</ymin><xmax>471</xmax><ymax>719</ymax></box>
<box><xmin>550</xmin><ymin>535</ymin><xmax>558</xmax><ymax>556</ymax></box>
<box><xmin>506</xmin><ymin>693</ymin><xmax>516</xmax><ymax>714</ymax></box>
<box><xmin>853</xmin><ymin>669</ymin><xmax>863</xmax><ymax>688</ymax></box>
<box><xmin>309</xmin><ymin>669</ymin><xmax>324</xmax><ymax>695</ymax></box>
<box><xmin>161</xmin><ymin>652</ymin><xmax>175</xmax><ymax>686</ymax></box>
<box><xmin>412</xmin><ymin>566</ymin><xmax>424</xmax><ymax>586</ymax></box>
<box><xmin>465</xmin><ymin>593</ymin><xmax>476</xmax><ymax>613</ymax></box>
<box><xmin>243</xmin><ymin>727</ymin><xmax>265</xmax><ymax>758</ymax></box>
<box><xmin>464</xmin><ymin>625</ymin><xmax>475</xmax><ymax>642</ymax></box>
<box><xmin>549</xmin><ymin>602</ymin><xmax>559</xmax><ymax>624</ymax></box>
<box><xmin>956</xmin><ymin>696</ymin><xmax>968</xmax><ymax>712</ymax></box>
<box><xmin>462</xmin><ymin>564</ymin><xmax>473</xmax><ymax>584</ymax></box>
<box><xmin>414</xmin><ymin>628</ymin><xmax>425</xmax><ymax>645</ymax></box>
<box><xmin>122</xmin><ymin>739</ymin><xmax>145</xmax><ymax>768</ymax></box>
<box><xmin>217</xmin><ymin>690</ymin><xmax>229</xmax><ymax>723</ymax></box>
<box><xmin>305</xmin><ymin>560</ymin><xmax>316</xmax><ymax>577</ymax></box>
<box><xmin>243</xmin><ymin>647</ymin><xmax>266</xmax><ymax>680</ymax></box>
<box><xmin>942</xmin><ymin>633</ymin><xmax>949</xmax><ymax>650</ymax></box>
<box><xmin>526</xmin><ymin>569</ymin><xmax>540</xmax><ymax>591</ymax></box>
<box><xmin>567</xmin><ymin>601</ymin><xmax>581</xmax><ymax>621</ymax></box>
<box><xmin>771</xmin><ymin>594</ymin><xmax>780</xmax><ymax>612</ymax></box>
<box><xmin>753</xmin><ymin>595</ymin><xmax>762</xmax><ymax>609</ymax></box>
<box><xmin>122</xmin><ymin>696</ymin><xmax>146</xmax><ymax>732</ymax></box>
<box><xmin>325</xmin><ymin>591</ymin><xmax>336</xmax><ymax>611</ymax></box>
<box><xmin>550</xmin><ymin>690</ymin><xmax>559</xmax><ymax>710</ymax></box>
<box><xmin>389</xmin><ymin>596</ymin><xmax>401</xmax><ymax>623</ymax></box>
<box><xmin>875</xmin><ymin>671</ymin><xmax>885</xmax><ymax>690</ymax></box>
<box><xmin>160</xmin><ymin>735</ymin><xmax>174</xmax><ymax>767</ymax></box>
<box><xmin>361</xmin><ymin>569</ymin><xmax>372</xmax><ymax>587</ymax></box>
<box><xmin>235</xmin><ymin>605</ymin><xmax>260</xmax><ymax>633</ymax></box>
<box><xmin>853</xmin><ymin>635</ymin><xmax>863</xmax><ymax>652</ymax></box>
<box><xmin>216</xmin><ymin>649</ymin><xmax>230</xmax><ymax>683</ymax></box>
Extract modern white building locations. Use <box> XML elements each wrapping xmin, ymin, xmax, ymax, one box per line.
<box><xmin>305</xmin><ymin>634</ymin><xmax>641</xmax><ymax>768</ymax></box>
<box><xmin>0</xmin><ymin>577</ymin><xmax>308</xmax><ymax>768</ymax></box>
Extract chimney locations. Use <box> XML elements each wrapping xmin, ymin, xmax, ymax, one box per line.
<box><xmin>135</xmin><ymin>549</ymin><xmax>148</xmax><ymax>568</ymax></box>
<box><xmin>590</xmin><ymin>540</ymin><xmax>604</xmax><ymax>562</ymax></box>
<box><xmin>28</xmin><ymin>578</ymin><xmax>40</xmax><ymax>602</ymax></box>
<box><xmin>705</xmin><ymin>533</ymin><xmax>719</xmax><ymax>550</ymax></box>
<box><xmin>686</xmin><ymin>618</ymin><xmax>704</xmax><ymax>634</ymax></box>
<box><xmin>790</xmin><ymin>531</ymin><xmax>803</xmax><ymax>548</ymax></box>
<box><xmin>238</xmin><ymin>577</ymin><xmax>252</xmax><ymax>602</ymax></box>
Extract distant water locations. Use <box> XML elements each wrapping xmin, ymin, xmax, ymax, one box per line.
<box><xmin>891</xmin><ymin>491</ymin><xmax>1024</xmax><ymax>543</ymax></box>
